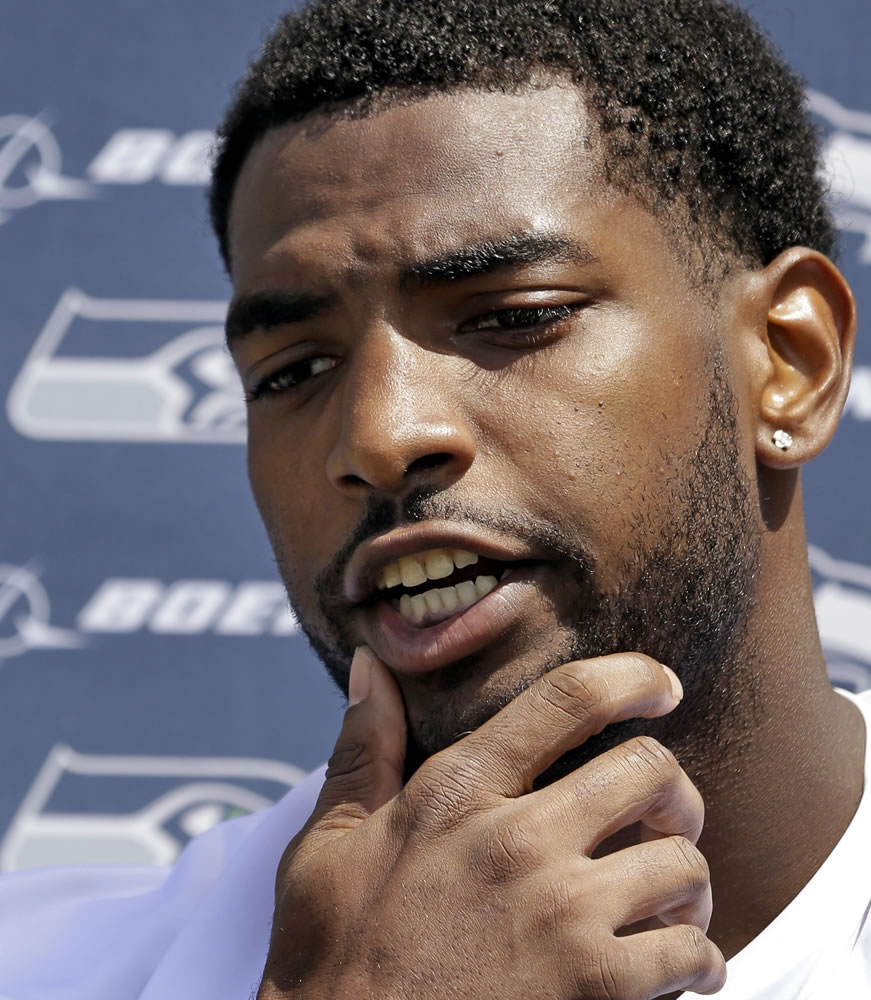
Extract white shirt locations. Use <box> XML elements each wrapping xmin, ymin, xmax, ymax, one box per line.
<box><xmin>0</xmin><ymin>690</ymin><xmax>868</xmax><ymax>1000</ymax></box>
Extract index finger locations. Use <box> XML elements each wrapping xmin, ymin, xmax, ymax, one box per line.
<box><xmin>451</xmin><ymin>652</ymin><xmax>682</xmax><ymax>797</ymax></box>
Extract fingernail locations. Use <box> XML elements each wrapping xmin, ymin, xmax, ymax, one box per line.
<box><xmin>348</xmin><ymin>646</ymin><xmax>375</xmax><ymax>705</ymax></box>
<box><xmin>663</xmin><ymin>665</ymin><xmax>683</xmax><ymax>702</ymax></box>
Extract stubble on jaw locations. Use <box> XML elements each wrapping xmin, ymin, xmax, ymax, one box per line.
<box><xmin>270</xmin><ymin>354</ymin><xmax>763</xmax><ymax>796</ymax></box>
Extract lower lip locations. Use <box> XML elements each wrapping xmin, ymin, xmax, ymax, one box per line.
<box><xmin>365</xmin><ymin>565</ymin><xmax>543</xmax><ymax>673</ymax></box>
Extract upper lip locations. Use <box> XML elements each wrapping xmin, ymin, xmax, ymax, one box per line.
<box><xmin>343</xmin><ymin>521</ymin><xmax>550</xmax><ymax>605</ymax></box>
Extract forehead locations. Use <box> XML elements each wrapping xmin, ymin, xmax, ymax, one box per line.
<box><xmin>227</xmin><ymin>85</ymin><xmax>611</xmax><ymax>286</ymax></box>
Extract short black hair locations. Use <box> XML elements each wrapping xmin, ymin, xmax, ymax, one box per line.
<box><xmin>209</xmin><ymin>0</ymin><xmax>836</xmax><ymax>277</ymax></box>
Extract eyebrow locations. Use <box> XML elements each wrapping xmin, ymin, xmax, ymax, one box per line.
<box><xmin>226</xmin><ymin>232</ymin><xmax>596</xmax><ymax>345</ymax></box>
<box><xmin>226</xmin><ymin>291</ymin><xmax>334</xmax><ymax>345</ymax></box>
<box><xmin>399</xmin><ymin>232</ymin><xmax>597</xmax><ymax>288</ymax></box>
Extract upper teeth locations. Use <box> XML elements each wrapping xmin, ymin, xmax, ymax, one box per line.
<box><xmin>377</xmin><ymin>548</ymin><xmax>479</xmax><ymax>590</ymax></box>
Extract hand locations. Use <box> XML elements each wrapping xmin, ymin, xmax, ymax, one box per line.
<box><xmin>257</xmin><ymin>647</ymin><xmax>726</xmax><ymax>999</ymax></box>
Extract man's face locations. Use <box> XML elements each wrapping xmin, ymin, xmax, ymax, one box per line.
<box><xmin>227</xmin><ymin>85</ymin><xmax>761</xmax><ymax>777</ymax></box>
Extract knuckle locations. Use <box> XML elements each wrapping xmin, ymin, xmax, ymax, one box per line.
<box><xmin>480</xmin><ymin>819</ymin><xmax>541</xmax><ymax>881</ymax></box>
<box><xmin>320</xmin><ymin>740</ymin><xmax>381</xmax><ymax>807</ymax></box>
<box><xmin>458</xmin><ymin>732</ymin><xmax>526</xmax><ymax>788</ymax></box>
<box><xmin>647</xmin><ymin>923</ymin><xmax>714</xmax><ymax>990</ymax></box>
<box><xmin>325</xmin><ymin>738</ymin><xmax>370</xmax><ymax>779</ymax></box>
<box><xmin>535</xmin><ymin>663</ymin><xmax>605</xmax><ymax>722</ymax></box>
<box><xmin>544</xmin><ymin>877</ymin><xmax>576</xmax><ymax>922</ymax></box>
<box><xmin>526</xmin><ymin>878</ymin><xmax>578</xmax><ymax>939</ymax></box>
<box><xmin>680</xmin><ymin>922</ymin><xmax>712</xmax><ymax>960</ymax></box>
<box><xmin>669</xmin><ymin>836</ymin><xmax>711</xmax><ymax>893</ymax></box>
<box><xmin>631</xmin><ymin>734</ymin><xmax>677</xmax><ymax>770</ymax></box>
<box><xmin>621</xmin><ymin>735</ymin><xmax>678</xmax><ymax>788</ymax></box>
<box><xmin>405</xmin><ymin>756</ymin><xmax>479</xmax><ymax>830</ymax></box>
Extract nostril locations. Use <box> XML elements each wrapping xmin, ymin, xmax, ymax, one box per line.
<box><xmin>405</xmin><ymin>453</ymin><xmax>454</xmax><ymax>476</ymax></box>
<box><xmin>340</xmin><ymin>472</ymin><xmax>369</xmax><ymax>488</ymax></box>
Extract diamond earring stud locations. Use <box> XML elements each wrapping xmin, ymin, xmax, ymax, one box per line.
<box><xmin>772</xmin><ymin>429</ymin><xmax>793</xmax><ymax>451</ymax></box>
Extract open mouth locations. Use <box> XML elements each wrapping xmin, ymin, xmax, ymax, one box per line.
<box><xmin>372</xmin><ymin>547</ymin><xmax>519</xmax><ymax>628</ymax></box>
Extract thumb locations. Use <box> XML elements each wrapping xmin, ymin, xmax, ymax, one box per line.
<box><xmin>308</xmin><ymin>646</ymin><xmax>407</xmax><ymax>837</ymax></box>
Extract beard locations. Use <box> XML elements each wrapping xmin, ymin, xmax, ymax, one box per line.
<box><xmin>272</xmin><ymin>356</ymin><xmax>762</xmax><ymax>794</ymax></box>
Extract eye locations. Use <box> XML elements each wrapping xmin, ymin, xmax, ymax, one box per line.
<box><xmin>246</xmin><ymin>355</ymin><xmax>338</xmax><ymax>402</ymax></box>
<box><xmin>461</xmin><ymin>304</ymin><xmax>580</xmax><ymax>342</ymax></box>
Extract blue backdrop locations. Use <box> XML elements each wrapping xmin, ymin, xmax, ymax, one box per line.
<box><xmin>1</xmin><ymin>0</ymin><xmax>869</xmax><ymax>871</ymax></box>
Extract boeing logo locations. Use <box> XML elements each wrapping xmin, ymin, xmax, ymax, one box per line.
<box><xmin>0</xmin><ymin>564</ymin><xmax>84</xmax><ymax>661</ymax></box>
<box><xmin>0</xmin><ymin>115</ymin><xmax>95</xmax><ymax>223</ymax></box>
<box><xmin>0</xmin><ymin>114</ymin><xmax>212</xmax><ymax>224</ymax></box>
<box><xmin>0</xmin><ymin>565</ymin><xmax>299</xmax><ymax>663</ymax></box>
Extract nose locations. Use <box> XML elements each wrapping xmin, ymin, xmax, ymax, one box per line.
<box><xmin>325</xmin><ymin>329</ymin><xmax>476</xmax><ymax>498</ymax></box>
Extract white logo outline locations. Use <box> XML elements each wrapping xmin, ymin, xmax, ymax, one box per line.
<box><xmin>6</xmin><ymin>288</ymin><xmax>244</xmax><ymax>443</ymax></box>
<box><xmin>0</xmin><ymin>745</ymin><xmax>306</xmax><ymax>871</ymax></box>
<box><xmin>0</xmin><ymin>563</ymin><xmax>84</xmax><ymax>661</ymax></box>
<box><xmin>0</xmin><ymin>114</ymin><xmax>96</xmax><ymax>223</ymax></box>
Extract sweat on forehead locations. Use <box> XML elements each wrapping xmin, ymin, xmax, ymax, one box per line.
<box><xmin>210</xmin><ymin>0</ymin><xmax>835</xmax><ymax>279</ymax></box>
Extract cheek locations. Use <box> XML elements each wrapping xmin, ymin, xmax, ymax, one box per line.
<box><xmin>246</xmin><ymin>425</ymin><xmax>283</xmax><ymax>528</ymax></box>
<box><xmin>478</xmin><ymin>324</ymin><xmax>711</xmax><ymax>541</ymax></box>
<box><xmin>246</xmin><ymin>421</ymin><xmax>320</xmax><ymax>563</ymax></box>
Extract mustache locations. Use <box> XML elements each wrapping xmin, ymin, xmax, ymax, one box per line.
<box><xmin>314</xmin><ymin>485</ymin><xmax>595</xmax><ymax>612</ymax></box>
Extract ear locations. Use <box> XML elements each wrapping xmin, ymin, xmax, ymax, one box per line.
<box><xmin>748</xmin><ymin>247</ymin><xmax>856</xmax><ymax>469</ymax></box>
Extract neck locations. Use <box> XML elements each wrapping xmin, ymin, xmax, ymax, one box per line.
<box><xmin>693</xmin><ymin>490</ymin><xmax>866</xmax><ymax>960</ymax></box>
